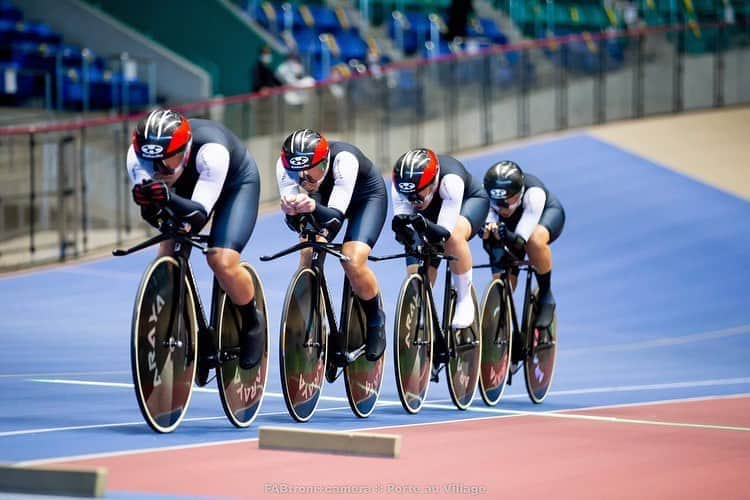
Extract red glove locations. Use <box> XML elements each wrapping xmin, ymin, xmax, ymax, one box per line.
<box><xmin>132</xmin><ymin>179</ymin><xmax>170</xmax><ymax>206</ymax></box>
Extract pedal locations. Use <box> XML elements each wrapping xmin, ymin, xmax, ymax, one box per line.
<box><xmin>430</xmin><ymin>362</ymin><xmax>444</xmax><ymax>383</ymax></box>
<box><xmin>325</xmin><ymin>362</ymin><xmax>341</xmax><ymax>383</ymax></box>
<box><xmin>344</xmin><ymin>346</ymin><xmax>366</xmax><ymax>364</ymax></box>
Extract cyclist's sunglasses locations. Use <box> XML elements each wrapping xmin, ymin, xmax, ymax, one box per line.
<box><xmin>490</xmin><ymin>197</ymin><xmax>512</xmax><ymax>208</ymax></box>
<box><xmin>153</xmin><ymin>159</ymin><xmax>176</xmax><ymax>175</ymax></box>
<box><xmin>287</xmin><ymin>157</ymin><xmax>329</xmax><ymax>184</ymax></box>
<box><xmin>407</xmin><ymin>190</ymin><xmax>429</xmax><ymax>204</ymax></box>
<box><xmin>490</xmin><ymin>188</ymin><xmax>523</xmax><ymax>209</ymax></box>
<box><xmin>152</xmin><ymin>141</ymin><xmax>191</xmax><ymax>176</ymax></box>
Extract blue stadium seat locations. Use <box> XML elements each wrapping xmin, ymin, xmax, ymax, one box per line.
<box><xmin>307</xmin><ymin>5</ymin><xmax>341</xmax><ymax>32</ymax></box>
<box><xmin>335</xmin><ymin>30</ymin><xmax>368</xmax><ymax>61</ymax></box>
<box><xmin>0</xmin><ymin>18</ymin><xmax>19</xmax><ymax>46</ymax></box>
<box><xmin>292</xmin><ymin>28</ymin><xmax>323</xmax><ymax>56</ymax></box>
<box><xmin>387</xmin><ymin>14</ymin><xmax>420</xmax><ymax>54</ymax></box>
<box><xmin>25</xmin><ymin>21</ymin><xmax>61</xmax><ymax>46</ymax></box>
<box><xmin>467</xmin><ymin>17</ymin><xmax>508</xmax><ymax>45</ymax></box>
<box><xmin>0</xmin><ymin>0</ymin><xmax>21</xmax><ymax>22</ymax></box>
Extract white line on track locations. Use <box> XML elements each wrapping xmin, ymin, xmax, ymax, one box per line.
<box><xmin>498</xmin><ymin>377</ymin><xmax>750</xmax><ymax>399</ymax></box>
<box><xmin>562</xmin><ymin>324</ymin><xmax>750</xmax><ymax>354</ymax></box>
<box><xmin>26</xmin><ymin>375</ymin><xmax>750</xmax><ymax>399</ymax></box>
<box><xmin>15</xmin><ymin>393</ymin><xmax>750</xmax><ymax>467</ymax></box>
<box><xmin>418</xmin><ymin>403</ymin><xmax>750</xmax><ymax>432</ymax></box>
<box><xmin>0</xmin><ymin>405</ymin><xmax>356</xmax><ymax>438</ymax></box>
<box><xmin>0</xmin><ymin>371</ymin><xmax>129</xmax><ymax>379</ymax></box>
<box><xmin>10</xmin><ymin>376</ymin><xmax>750</xmax><ymax>439</ymax></box>
<box><xmin>24</xmin><ymin>378</ymin><xmax>381</xmax><ymax>402</ymax></box>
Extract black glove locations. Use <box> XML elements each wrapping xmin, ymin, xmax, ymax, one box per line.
<box><xmin>392</xmin><ymin>215</ymin><xmax>420</xmax><ymax>247</ymax></box>
<box><xmin>285</xmin><ymin>214</ymin><xmax>305</xmax><ymax>233</ymax></box>
<box><xmin>132</xmin><ymin>179</ymin><xmax>170</xmax><ymax>207</ymax></box>
<box><xmin>391</xmin><ymin>214</ymin><xmax>411</xmax><ymax>232</ymax></box>
<box><xmin>140</xmin><ymin>205</ymin><xmax>165</xmax><ymax>230</ymax></box>
<box><xmin>482</xmin><ymin>234</ymin><xmax>499</xmax><ymax>255</ymax></box>
<box><xmin>498</xmin><ymin>223</ymin><xmax>525</xmax><ymax>254</ymax></box>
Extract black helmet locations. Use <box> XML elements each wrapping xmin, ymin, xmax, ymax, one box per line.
<box><xmin>280</xmin><ymin>129</ymin><xmax>330</xmax><ymax>174</ymax></box>
<box><xmin>392</xmin><ymin>148</ymin><xmax>440</xmax><ymax>203</ymax></box>
<box><xmin>132</xmin><ymin>108</ymin><xmax>192</xmax><ymax>161</ymax></box>
<box><xmin>483</xmin><ymin>160</ymin><xmax>524</xmax><ymax>207</ymax></box>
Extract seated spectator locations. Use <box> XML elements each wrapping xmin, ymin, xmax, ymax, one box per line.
<box><xmin>252</xmin><ymin>45</ymin><xmax>281</xmax><ymax>94</ymax></box>
<box><xmin>275</xmin><ymin>53</ymin><xmax>315</xmax><ymax>106</ymax></box>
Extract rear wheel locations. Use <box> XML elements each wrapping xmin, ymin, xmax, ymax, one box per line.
<box><xmin>446</xmin><ymin>285</ymin><xmax>482</xmax><ymax>410</ymax></box>
<box><xmin>279</xmin><ymin>267</ymin><xmax>327</xmax><ymax>422</ymax></box>
<box><xmin>343</xmin><ymin>293</ymin><xmax>385</xmax><ymax>418</ymax></box>
<box><xmin>479</xmin><ymin>279</ymin><xmax>512</xmax><ymax>406</ymax></box>
<box><xmin>393</xmin><ymin>274</ymin><xmax>433</xmax><ymax>414</ymax></box>
<box><xmin>131</xmin><ymin>257</ymin><xmax>197</xmax><ymax>433</ymax></box>
<box><xmin>216</xmin><ymin>263</ymin><xmax>269</xmax><ymax>428</ymax></box>
<box><xmin>523</xmin><ymin>289</ymin><xmax>557</xmax><ymax>404</ymax></box>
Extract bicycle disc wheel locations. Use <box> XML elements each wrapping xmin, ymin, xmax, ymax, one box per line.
<box><xmin>393</xmin><ymin>274</ymin><xmax>432</xmax><ymax>414</ymax></box>
<box><xmin>131</xmin><ymin>256</ymin><xmax>198</xmax><ymax>433</ymax></box>
<box><xmin>279</xmin><ymin>267</ymin><xmax>327</xmax><ymax>422</ymax></box>
<box><xmin>343</xmin><ymin>293</ymin><xmax>385</xmax><ymax>418</ymax></box>
<box><xmin>446</xmin><ymin>284</ymin><xmax>482</xmax><ymax>410</ymax></box>
<box><xmin>523</xmin><ymin>289</ymin><xmax>558</xmax><ymax>404</ymax></box>
<box><xmin>216</xmin><ymin>263</ymin><xmax>269</xmax><ymax>428</ymax></box>
<box><xmin>479</xmin><ymin>279</ymin><xmax>512</xmax><ymax>406</ymax></box>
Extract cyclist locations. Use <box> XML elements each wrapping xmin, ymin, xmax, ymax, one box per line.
<box><xmin>127</xmin><ymin>108</ymin><xmax>264</xmax><ymax>380</ymax></box>
<box><xmin>480</xmin><ymin>160</ymin><xmax>565</xmax><ymax>330</ymax></box>
<box><xmin>391</xmin><ymin>148</ymin><xmax>489</xmax><ymax>330</ymax></box>
<box><xmin>276</xmin><ymin>129</ymin><xmax>388</xmax><ymax>361</ymax></box>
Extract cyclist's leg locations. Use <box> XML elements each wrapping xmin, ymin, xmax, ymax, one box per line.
<box><xmin>342</xmin><ymin>196</ymin><xmax>387</xmax><ymax>360</ymax></box>
<box><xmin>447</xmin><ymin>195</ymin><xmax>488</xmax><ymax>329</ymax></box>
<box><xmin>209</xmin><ymin>179</ymin><xmax>263</xmax><ymax>369</ymax></box>
<box><xmin>528</xmin><ymin>204</ymin><xmax>565</xmax><ymax>328</ymax></box>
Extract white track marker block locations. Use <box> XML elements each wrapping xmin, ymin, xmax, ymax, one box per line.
<box><xmin>258</xmin><ymin>426</ymin><xmax>401</xmax><ymax>458</ymax></box>
<box><xmin>0</xmin><ymin>464</ymin><xmax>106</xmax><ymax>497</ymax></box>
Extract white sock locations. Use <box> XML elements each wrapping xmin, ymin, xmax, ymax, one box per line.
<box><xmin>453</xmin><ymin>269</ymin><xmax>472</xmax><ymax>302</ymax></box>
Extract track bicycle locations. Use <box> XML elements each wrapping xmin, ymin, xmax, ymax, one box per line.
<box><xmin>475</xmin><ymin>243</ymin><xmax>558</xmax><ymax>404</ymax></box>
<box><xmin>260</xmin><ymin>216</ymin><xmax>385</xmax><ymax>421</ymax></box>
<box><xmin>113</xmin><ymin>209</ymin><xmax>270</xmax><ymax>432</ymax></box>
<box><xmin>372</xmin><ymin>220</ymin><xmax>481</xmax><ymax>413</ymax></box>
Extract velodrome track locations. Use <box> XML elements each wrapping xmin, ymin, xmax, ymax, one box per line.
<box><xmin>1</xmin><ymin>115</ymin><xmax>749</xmax><ymax>498</ymax></box>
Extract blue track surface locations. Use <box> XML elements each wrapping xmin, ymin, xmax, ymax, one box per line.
<box><xmin>2</xmin><ymin>134</ymin><xmax>748</xmax><ymax>467</ymax></box>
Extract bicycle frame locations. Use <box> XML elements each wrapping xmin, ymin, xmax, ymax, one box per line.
<box><xmin>371</xmin><ymin>238</ymin><xmax>459</xmax><ymax>369</ymax></box>
<box><xmin>260</xmin><ymin>227</ymin><xmax>367</xmax><ymax>366</ymax></box>
<box><xmin>114</xmin><ymin>223</ymin><xmax>218</xmax><ymax>368</ymax></box>
<box><xmin>420</xmin><ymin>256</ymin><xmax>454</xmax><ymax>367</ymax></box>
<box><xmin>475</xmin><ymin>250</ymin><xmax>536</xmax><ymax>379</ymax></box>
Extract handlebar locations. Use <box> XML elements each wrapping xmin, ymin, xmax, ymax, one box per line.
<box><xmin>112</xmin><ymin>206</ymin><xmax>209</xmax><ymax>257</ymax></box>
<box><xmin>261</xmin><ymin>215</ymin><xmax>350</xmax><ymax>262</ymax></box>
<box><xmin>473</xmin><ymin>241</ymin><xmax>532</xmax><ymax>270</ymax></box>
<box><xmin>372</xmin><ymin>218</ymin><xmax>456</xmax><ymax>263</ymax></box>
<box><xmin>260</xmin><ymin>240</ymin><xmax>350</xmax><ymax>263</ymax></box>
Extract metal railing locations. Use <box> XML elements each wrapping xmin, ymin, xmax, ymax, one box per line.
<box><xmin>0</xmin><ymin>21</ymin><xmax>748</xmax><ymax>270</ymax></box>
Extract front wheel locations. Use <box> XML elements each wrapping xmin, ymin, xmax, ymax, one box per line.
<box><xmin>279</xmin><ymin>267</ymin><xmax>327</xmax><ymax>422</ymax></box>
<box><xmin>479</xmin><ymin>279</ymin><xmax>512</xmax><ymax>406</ymax></box>
<box><xmin>523</xmin><ymin>289</ymin><xmax>558</xmax><ymax>404</ymax></box>
<box><xmin>393</xmin><ymin>274</ymin><xmax>433</xmax><ymax>414</ymax></box>
<box><xmin>131</xmin><ymin>256</ymin><xmax>198</xmax><ymax>433</ymax></box>
<box><xmin>216</xmin><ymin>263</ymin><xmax>269</xmax><ymax>428</ymax></box>
<box><xmin>343</xmin><ymin>293</ymin><xmax>385</xmax><ymax>418</ymax></box>
<box><xmin>446</xmin><ymin>285</ymin><xmax>482</xmax><ymax>410</ymax></box>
